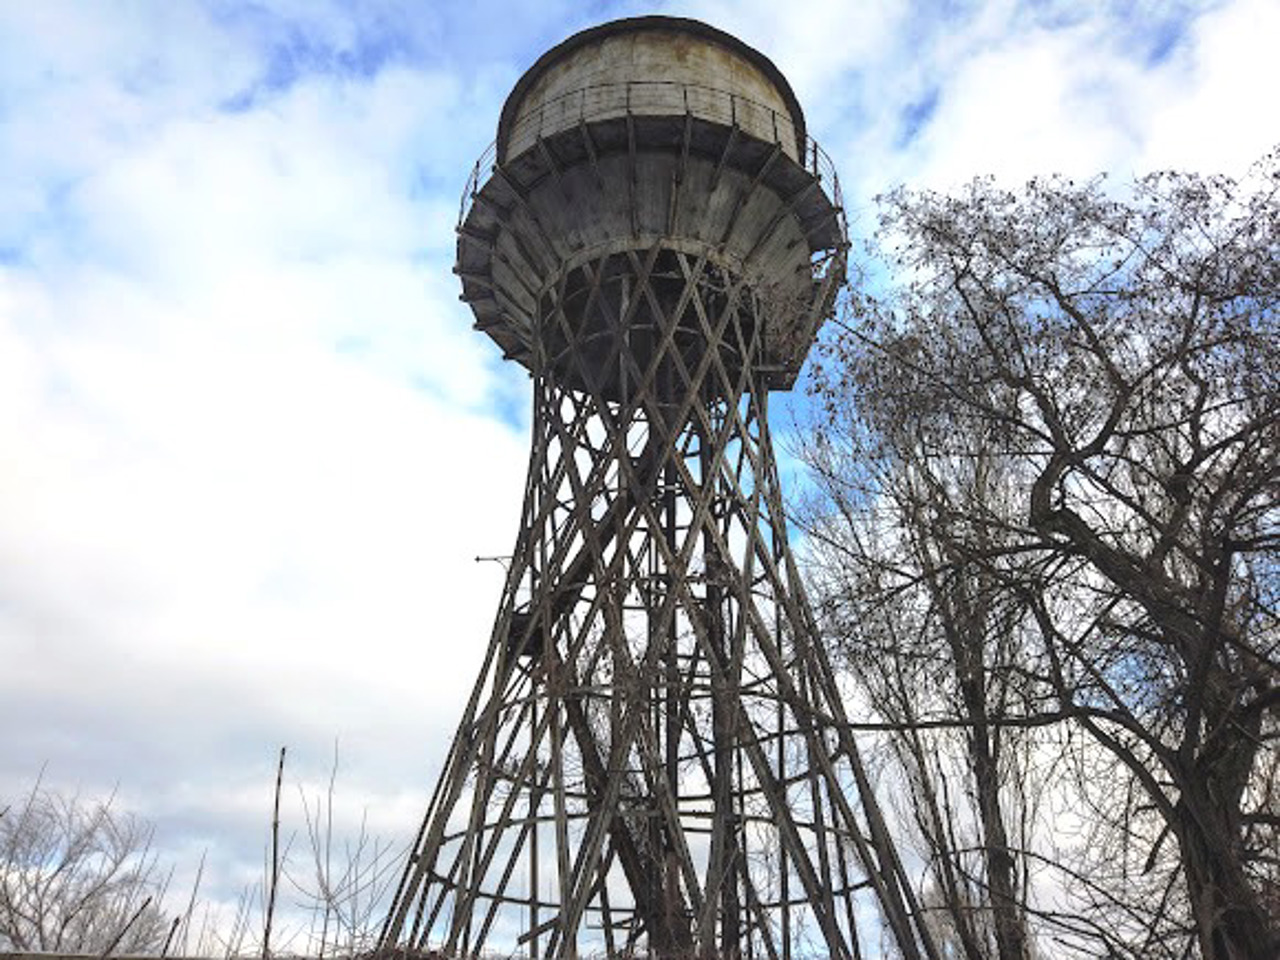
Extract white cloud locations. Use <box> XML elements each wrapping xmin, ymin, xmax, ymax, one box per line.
<box><xmin>0</xmin><ymin>0</ymin><xmax>528</xmax><ymax>922</ymax></box>
<box><xmin>1138</xmin><ymin>0</ymin><xmax>1279</xmax><ymax>173</ymax></box>
<box><xmin>670</xmin><ymin>0</ymin><xmax>1276</xmax><ymax>208</ymax></box>
<box><xmin>897</xmin><ymin>0</ymin><xmax>1276</xmax><ymax>189</ymax></box>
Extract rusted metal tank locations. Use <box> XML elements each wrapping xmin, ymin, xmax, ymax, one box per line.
<box><xmin>455</xmin><ymin>15</ymin><xmax>846</xmax><ymax>391</ymax></box>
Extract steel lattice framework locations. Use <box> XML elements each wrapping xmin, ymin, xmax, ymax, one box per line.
<box><xmin>379</xmin><ymin>16</ymin><xmax>939</xmax><ymax>960</ymax></box>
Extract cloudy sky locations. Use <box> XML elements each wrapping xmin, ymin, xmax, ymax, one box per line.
<box><xmin>1</xmin><ymin>0</ymin><xmax>1274</xmax><ymax>946</ymax></box>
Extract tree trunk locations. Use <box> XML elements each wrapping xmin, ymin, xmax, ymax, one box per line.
<box><xmin>967</xmin><ymin>715</ymin><xmax>1027</xmax><ymax>960</ymax></box>
<box><xmin>939</xmin><ymin>544</ymin><xmax>1029</xmax><ymax>960</ymax></box>
<box><xmin>1175</xmin><ymin>760</ymin><xmax>1277</xmax><ymax>958</ymax></box>
<box><xmin>1177</xmin><ymin>800</ymin><xmax>1276</xmax><ymax>957</ymax></box>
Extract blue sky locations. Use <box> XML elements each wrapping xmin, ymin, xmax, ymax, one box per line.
<box><xmin>0</xmin><ymin>0</ymin><xmax>1274</xmax><ymax>946</ymax></box>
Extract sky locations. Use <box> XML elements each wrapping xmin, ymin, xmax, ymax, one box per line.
<box><xmin>1</xmin><ymin>0</ymin><xmax>1275</xmax><ymax>948</ymax></box>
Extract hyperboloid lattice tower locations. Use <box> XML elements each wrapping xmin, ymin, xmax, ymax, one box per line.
<box><xmin>381</xmin><ymin>17</ymin><xmax>933</xmax><ymax>959</ymax></box>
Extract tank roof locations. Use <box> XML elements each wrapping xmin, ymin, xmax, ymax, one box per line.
<box><xmin>497</xmin><ymin>16</ymin><xmax>808</xmax><ymax>155</ymax></box>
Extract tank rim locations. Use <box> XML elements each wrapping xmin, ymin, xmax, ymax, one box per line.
<box><xmin>497</xmin><ymin>15</ymin><xmax>807</xmax><ymax>164</ymax></box>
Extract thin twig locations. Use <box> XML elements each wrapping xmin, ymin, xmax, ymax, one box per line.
<box><xmin>263</xmin><ymin>746</ymin><xmax>286</xmax><ymax>960</ymax></box>
<box><xmin>99</xmin><ymin>895</ymin><xmax>152</xmax><ymax>958</ymax></box>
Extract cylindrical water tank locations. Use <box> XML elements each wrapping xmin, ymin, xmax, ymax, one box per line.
<box><xmin>456</xmin><ymin>16</ymin><xmax>846</xmax><ymax>391</ymax></box>
<box><xmin>498</xmin><ymin>20</ymin><xmax>805</xmax><ymax>163</ymax></box>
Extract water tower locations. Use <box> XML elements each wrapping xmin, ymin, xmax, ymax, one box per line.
<box><xmin>380</xmin><ymin>17</ymin><xmax>932</xmax><ymax>958</ymax></box>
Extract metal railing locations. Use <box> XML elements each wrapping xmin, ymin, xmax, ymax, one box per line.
<box><xmin>458</xmin><ymin>80</ymin><xmax>846</xmax><ymax>252</ymax></box>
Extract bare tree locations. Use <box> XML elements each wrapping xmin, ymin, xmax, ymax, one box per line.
<box><xmin>208</xmin><ymin>746</ymin><xmax>403</xmax><ymax>960</ymax></box>
<box><xmin>0</xmin><ymin>778</ymin><xmax>170</xmax><ymax>954</ymax></box>
<box><xmin>797</xmin><ymin>397</ymin><xmax>1039</xmax><ymax>958</ymax></box>
<box><xmin>805</xmin><ymin>149</ymin><xmax>1279</xmax><ymax>957</ymax></box>
<box><xmin>289</xmin><ymin>743</ymin><xmax>401</xmax><ymax>959</ymax></box>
